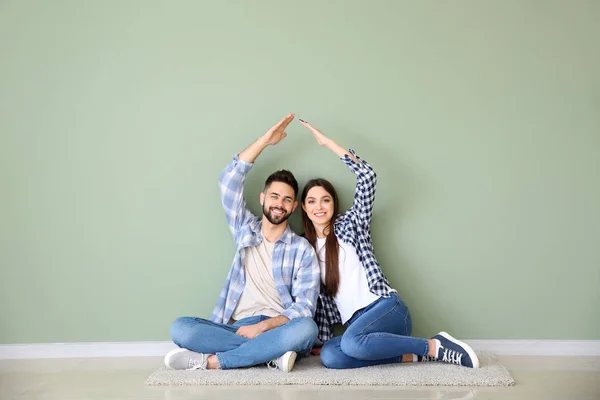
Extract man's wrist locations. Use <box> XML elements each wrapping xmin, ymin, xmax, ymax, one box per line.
<box><xmin>256</xmin><ymin>135</ymin><xmax>270</xmax><ymax>147</ymax></box>
<box><xmin>257</xmin><ymin>320</ymin><xmax>270</xmax><ymax>333</ymax></box>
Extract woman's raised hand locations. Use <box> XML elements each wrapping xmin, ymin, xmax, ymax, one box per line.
<box><xmin>298</xmin><ymin>119</ymin><xmax>330</xmax><ymax>147</ymax></box>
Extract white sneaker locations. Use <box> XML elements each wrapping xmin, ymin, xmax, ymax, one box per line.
<box><xmin>164</xmin><ymin>348</ymin><xmax>209</xmax><ymax>370</ymax></box>
<box><xmin>267</xmin><ymin>351</ymin><xmax>297</xmax><ymax>372</ymax></box>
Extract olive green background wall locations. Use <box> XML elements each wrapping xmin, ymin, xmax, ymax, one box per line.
<box><xmin>1</xmin><ymin>0</ymin><xmax>599</xmax><ymax>343</ymax></box>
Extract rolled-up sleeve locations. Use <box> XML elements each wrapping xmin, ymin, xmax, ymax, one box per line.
<box><xmin>218</xmin><ymin>155</ymin><xmax>255</xmax><ymax>237</ymax></box>
<box><xmin>341</xmin><ymin>148</ymin><xmax>377</xmax><ymax>229</ymax></box>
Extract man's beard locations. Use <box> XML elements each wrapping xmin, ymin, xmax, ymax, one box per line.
<box><xmin>263</xmin><ymin>204</ymin><xmax>290</xmax><ymax>225</ymax></box>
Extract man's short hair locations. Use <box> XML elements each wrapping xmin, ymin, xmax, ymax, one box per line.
<box><xmin>264</xmin><ymin>170</ymin><xmax>299</xmax><ymax>199</ymax></box>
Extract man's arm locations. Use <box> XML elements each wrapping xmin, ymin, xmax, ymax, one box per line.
<box><xmin>236</xmin><ymin>315</ymin><xmax>290</xmax><ymax>339</ymax></box>
<box><xmin>239</xmin><ymin>113</ymin><xmax>295</xmax><ymax>163</ymax></box>
<box><xmin>218</xmin><ymin>113</ymin><xmax>296</xmax><ymax>236</ymax></box>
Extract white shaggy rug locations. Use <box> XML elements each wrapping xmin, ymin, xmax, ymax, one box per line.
<box><xmin>146</xmin><ymin>351</ymin><xmax>514</xmax><ymax>386</ymax></box>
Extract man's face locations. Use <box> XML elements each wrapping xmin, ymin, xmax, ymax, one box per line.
<box><xmin>260</xmin><ymin>181</ymin><xmax>298</xmax><ymax>225</ymax></box>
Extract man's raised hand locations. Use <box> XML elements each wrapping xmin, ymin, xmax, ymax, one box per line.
<box><xmin>261</xmin><ymin>113</ymin><xmax>295</xmax><ymax>146</ymax></box>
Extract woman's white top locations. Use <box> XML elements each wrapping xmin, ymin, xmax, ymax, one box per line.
<box><xmin>316</xmin><ymin>237</ymin><xmax>381</xmax><ymax>323</ymax></box>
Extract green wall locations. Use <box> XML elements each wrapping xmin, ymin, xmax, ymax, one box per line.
<box><xmin>1</xmin><ymin>1</ymin><xmax>599</xmax><ymax>344</ymax></box>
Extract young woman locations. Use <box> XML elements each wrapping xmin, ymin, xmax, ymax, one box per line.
<box><xmin>298</xmin><ymin>119</ymin><xmax>479</xmax><ymax>369</ymax></box>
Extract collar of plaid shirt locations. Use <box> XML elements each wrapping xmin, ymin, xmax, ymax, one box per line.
<box><xmin>241</xmin><ymin>218</ymin><xmax>296</xmax><ymax>247</ymax></box>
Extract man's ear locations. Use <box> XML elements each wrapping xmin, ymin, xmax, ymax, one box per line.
<box><xmin>259</xmin><ymin>191</ymin><xmax>265</xmax><ymax>206</ymax></box>
<box><xmin>292</xmin><ymin>201</ymin><xmax>298</xmax><ymax>213</ymax></box>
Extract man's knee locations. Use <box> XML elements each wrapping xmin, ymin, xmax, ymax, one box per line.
<box><xmin>294</xmin><ymin>317</ymin><xmax>318</xmax><ymax>338</ymax></box>
<box><xmin>286</xmin><ymin>317</ymin><xmax>318</xmax><ymax>349</ymax></box>
<box><xmin>170</xmin><ymin>316</ymin><xmax>195</xmax><ymax>347</ymax></box>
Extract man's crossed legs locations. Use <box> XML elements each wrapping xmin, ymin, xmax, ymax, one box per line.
<box><xmin>165</xmin><ymin>315</ymin><xmax>318</xmax><ymax>372</ymax></box>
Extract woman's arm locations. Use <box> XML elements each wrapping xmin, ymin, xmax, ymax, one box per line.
<box><xmin>299</xmin><ymin>119</ymin><xmax>377</xmax><ymax>228</ymax></box>
<box><xmin>299</xmin><ymin>119</ymin><xmax>358</xmax><ymax>162</ymax></box>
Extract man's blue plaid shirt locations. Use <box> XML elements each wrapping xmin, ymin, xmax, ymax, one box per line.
<box><xmin>210</xmin><ymin>155</ymin><xmax>320</xmax><ymax>324</ymax></box>
<box><xmin>314</xmin><ymin>149</ymin><xmax>397</xmax><ymax>344</ymax></box>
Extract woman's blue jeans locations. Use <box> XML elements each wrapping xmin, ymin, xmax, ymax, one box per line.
<box><xmin>320</xmin><ymin>294</ymin><xmax>430</xmax><ymax>369</ymax></box>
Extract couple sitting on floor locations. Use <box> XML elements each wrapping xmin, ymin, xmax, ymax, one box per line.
<box><xmin>164</xmin><ymin>114</ymin><xmax>479</xmax><ymax>372</ymax></box>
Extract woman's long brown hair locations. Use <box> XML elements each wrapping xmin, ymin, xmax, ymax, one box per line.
<box><xmin>301</xmin><ymin>179</ymin><xmax>341</xmax><ymax>297</ymax></box>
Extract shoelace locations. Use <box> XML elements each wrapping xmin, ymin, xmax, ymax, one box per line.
<box><xmin>266</xmin><ymin>359</ymin><xmax>278</xmax><ymax>370</ymax></box>
<box><xmin>187</xmin><ymin>354</ymin><xmax>206</xmax><ymax>370</ymax></box>
<box><xmin>441</xmin><ymin>348</ymin><xmax>464</xmax><ymax>365</ymax></box>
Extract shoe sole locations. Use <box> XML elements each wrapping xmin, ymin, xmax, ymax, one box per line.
<box><xmin>280</xmin><ymin>351</ymin><xmax>297</xmax><ymax>373</ymax></box>
<box><xmin>438</xmin><ymin>331</ymin><xmax>480</xmax><ymax>368</ymax></box>
<box><xmin>164</xmin><ymin>347</ymin><xmax>189</xmax><ymax>369</ymax></box>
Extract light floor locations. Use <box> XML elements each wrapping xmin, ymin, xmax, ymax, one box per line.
<box><xmin>1</xmin><ymin>355</ymin><xmax>598</xmax><ymax>400</ymax></box>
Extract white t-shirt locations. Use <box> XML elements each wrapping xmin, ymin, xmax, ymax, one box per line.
<box><xmin>316</xmin><ymin>237</ymin><xmax>380</xmax><ymax>324</ymax></box>
<box><xmin>231</xmin><ymin>238</ymin><xmax>284</xmax><ymax>320</ymax></box>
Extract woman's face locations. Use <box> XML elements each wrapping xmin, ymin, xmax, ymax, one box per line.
<box><xmin>302</xmin><ymin>185</ymin><xmax>335</xmax><ymax>226</ymax></box>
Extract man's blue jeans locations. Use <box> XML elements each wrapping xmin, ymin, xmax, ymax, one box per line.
<box><xmin>320</xmin><ymin>294</ymin><xmax>430</xmax><ymax>369</ymax></box>
<box><xmin>170</xmin><ymin>315</ymin><xmax>318</xmax><ymax>369</ymax></box>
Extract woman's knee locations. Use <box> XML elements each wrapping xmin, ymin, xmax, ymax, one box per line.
<box><xmin>320</xmin><ymin>340</ymin><xmax>348</xmax><ymax>369</ymax></box>
<box><xmin>339</xmin><ymin>334</ymin><xmax>369</xmax><ymax>360</ymax></box>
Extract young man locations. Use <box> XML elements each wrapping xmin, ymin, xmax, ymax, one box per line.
<box><xmin>165</xmin><ymin>113</ymin><xmax>320</xmax><ymax>372</ymax></box>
